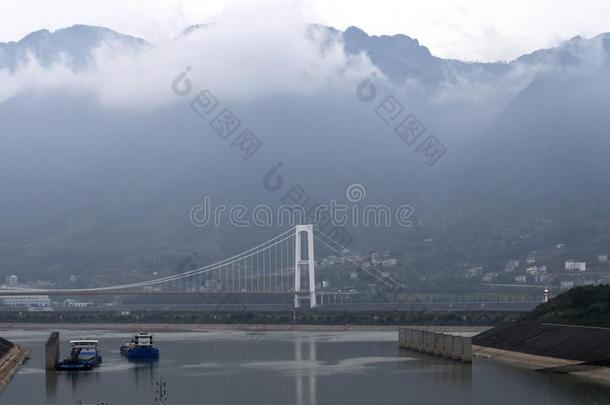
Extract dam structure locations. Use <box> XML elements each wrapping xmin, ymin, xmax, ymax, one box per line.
<box><xmin>398</xmin><ymin>327</ymin><xmax>472</xmax><ymax>363</ymax></box>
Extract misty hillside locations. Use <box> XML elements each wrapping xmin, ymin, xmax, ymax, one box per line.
<box><xmin>428</xmin><ymin>66</ymin><xmax>610</xmax><ymax>274</ymax></box>
<box><xmin>1</xmin><ymin>23</ymin><xmax>609</xmax><ymax>287</ymax></box>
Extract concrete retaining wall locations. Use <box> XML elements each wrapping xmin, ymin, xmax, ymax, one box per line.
<box><xmin>398</xmin><ymin>327</ymin><xmax>472</xmax><ymax>363</ymax></box>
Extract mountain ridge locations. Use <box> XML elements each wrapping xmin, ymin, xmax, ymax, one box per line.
<box><xmin>3</xmin><ymin>23</ymin><xmax>610</xmax><ymax>81</ymax></box>
<box><xmin>0</xmin><ymin>24</ymin><xmax>151</xmax><ymax>71</ymax></box>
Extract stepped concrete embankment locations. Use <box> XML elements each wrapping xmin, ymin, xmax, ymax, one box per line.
<box><xmin>473</xmin><ymin>321</ymin><xmax>610</xmax><ymax>384</ymax></box>
<box><xmin>0</xmin><ymin>337</ymin><xmax>29</xmax><ymax>394</ymax></box>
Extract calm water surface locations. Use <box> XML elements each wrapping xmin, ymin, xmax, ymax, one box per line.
<box><xmin>2</xmin><ymin>328</ymin><xmax>610</xmax><ymax>404</ymax></box>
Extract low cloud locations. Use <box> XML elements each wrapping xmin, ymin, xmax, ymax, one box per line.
<box><xmin>2</xmin><ymin>2</ymin><xmax>609</xmax><ymax>111</ymax></box>
<box><xmin>0</xmin><ymin>2</ymin><xmax>375</xmax><ymax>108</ymax></box>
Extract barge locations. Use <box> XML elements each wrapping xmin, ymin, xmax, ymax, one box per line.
<box><xmin>120</xmin><ymin>332</ymin><xmax>159</xmax><ymax>360</ymax></box>
<box><xmin>56</xmin><ymin>339</ymin><xmax>102</xmax><ymax>371</ymax></box>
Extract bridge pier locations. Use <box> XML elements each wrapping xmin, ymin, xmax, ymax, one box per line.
<box><xmin>294</xmin><ymin>225</ymin><xmax>316</xmax><ymax>309</ymax></box>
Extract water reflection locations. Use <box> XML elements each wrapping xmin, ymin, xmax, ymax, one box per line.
<box><xmin>397</xmin><ymin>347</ymin><xmax>472</xmax><ymax>398</ymax></box>
<box><xmin>45</xmin><ymin>370</ymin><xmax>57</xmax><ymax>398</ymax></box>
<box><xmin>130</xmin><ymin>359</ymin><xmax>157</xmax><ymax>389</ymax></box>
<box><xmin>44</xmin><ymin>347</ymin><xmax>159</xmax><ymax>403</ymax></box>
<box><xmin>294</xmin><ymin>338</ymin><xmax>317</xmax><ymax>405</ymax></box>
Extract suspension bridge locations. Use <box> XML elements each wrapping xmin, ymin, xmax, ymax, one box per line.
<box><xmin>0</xmin><ymin>225</ymin><xmax>396</xmax><ymax>309</ymax></box>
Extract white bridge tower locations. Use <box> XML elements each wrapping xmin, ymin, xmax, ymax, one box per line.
<box><xmin>294</xmin><ymin>224</ymin><xmax>316</xmax><ymax>309</ymax></box>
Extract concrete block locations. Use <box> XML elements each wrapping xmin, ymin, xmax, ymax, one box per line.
<box><xmin>461</xmin><ymin>336</ymin><xmax>472</xmax><ymax>363</ymax></box>
<box><xmin>422</xmin><ymin>331</ymin><xmax>428</xmax><ymax>353</ymax></box>
<box><xmin>415</xmin><ymin>330</ymin><xmax>423</xmax><ymax>351</ymax></box>
<box><xmin>451</xmin><ymin>336</ymin><xmax>462</xmax><ymax>360</ymax></box>
<box><xmin>421</xmin><ymin>331</ymin><xmax>428</xmax><ymax>352</ymax></box>
<box><xmin>427</xmin><ymin>332</ymin><xmax>435</xmax><ymax>354</ymax></box>
<box><xmin>45</xmin><ymin>332</ymin><xmax>60</xmax><ymax>371</ymax></box>
<box><xmin>434</xmin><ymin>333</ymin><xmax>444</xmax><ymax>356</ymax></box>
<box><xmin>443</xmin><ymin>334</ymin><xmax>452</xmax><ymax>358</ymax></box>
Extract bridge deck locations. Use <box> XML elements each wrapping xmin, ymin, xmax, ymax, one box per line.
<box><xmin>0</xmin><ymin>290</ymin><xmax>359</xmax><ymax>296</ymax></box>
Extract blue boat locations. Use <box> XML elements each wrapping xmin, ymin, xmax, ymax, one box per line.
<box><xmin>56</xmin><ymin>339</ymin><xmax>102</xmax><ymax>371</ymax></box>
<box><xmin>120</xmin><ymin>332</ymin><xmax>159</xmax><ymax>360</ymax></box>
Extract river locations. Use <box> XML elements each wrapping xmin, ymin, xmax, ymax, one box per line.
<box><xmin>1</xmin><ymin>328</ymin><xmax>610</xmax><ymax>404</ymax></box>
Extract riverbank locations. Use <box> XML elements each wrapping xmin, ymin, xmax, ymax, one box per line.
<box><xmin>473</xmin><ymin>321</ymin><xmax>610</xmax><ymax>385</ymax></box>
<box><xmin>474</xmin><ymin>345</ymin><xmax>610</xmax><ymax>386</ymax></box>
<box><xmin>0</xmin><ymin>338</ymin><xmax>29</xmax><ymax>394</ymax></box>
<box><xmin>0</xmin><ymin>309</ymin><xmax>521</xmax><ymax>327</ymax></box>
<box><xmin>0</xmin><ymin>322</ymin><xmax>490</xmax><ymax>333</ymax></box>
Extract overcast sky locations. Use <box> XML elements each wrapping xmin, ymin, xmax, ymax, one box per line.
<box><xmin>1</xmin><ymin>0</ymin><xmax>610</xmax><ymax>61</ymax></box>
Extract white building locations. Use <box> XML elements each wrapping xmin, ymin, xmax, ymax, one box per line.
<box><xmin>534</xmin><ymin>273</ymin><xmax>548</xmax><ymax>284</ymax></box>
<box><xmin>565</xmin><ymin>261</ymin><xmax>586</xmax><ymax>272</ymax></box>
<box><xmin>515</xmin><ymin>275</ymin><xmax>527</xmax><ymax>283</ymax></box>
<box><xmin>598</xmin><ymin>255</ymin><xmax>608</xmax><ymax>263</ymax></box>
<box><xmin>527</xmin><ymin>266</ymin><xmax>548</xmax><ymax>276</ymax></box>
<box><xmin>5</xmin><ymin>275</ymin><xmax>17</xmax><ymax>287</ymax></box>
<box><xmin>504</xmin><ymin>260</ymin><xmax>520</xmax><ymax>273</ymax></box>
<box><xmin>560</xmin><ymin>280</ymin><xmax>575</xmax><ymax>290</ymax></box>
<box><xmin>465</xmin><ymin>267</ymin><xmax>483</xmax><ymax>279</ymax></box>
<box><xmin>62</xmin><ymin>299</ymin><xmax>93</xmax><ymax>308</ymax></box>
<box><xmin>382</xmin><ymin>259</ymin><xmax>397</xmax><ymax>268</ymax></box>
<box><xmin>1</xmin><ymin>295</ymin><xmax>51</xmax><ymax>308</ymax></box>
